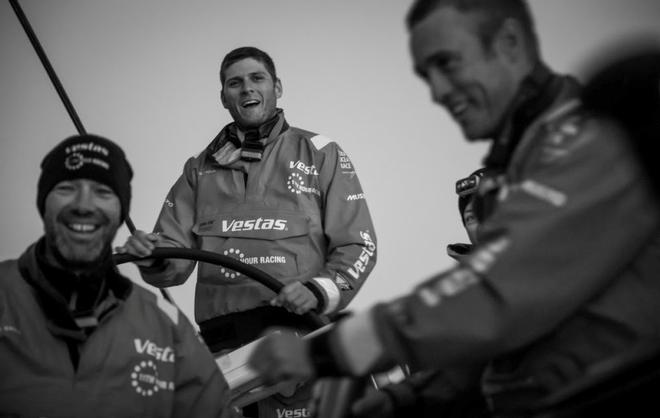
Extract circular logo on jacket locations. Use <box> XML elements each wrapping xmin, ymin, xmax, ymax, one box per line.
<box><xmin>287</xmin><ymin>173</ymin><xmax>321</xmax><ymax>196</ymax></box>
<box><xmin>287</xmin><ymin>173</ymin><xmax>304</xmax><ymax>194</ymax></box>
<box><xmin>221</xmin><ymin>248</ymin><xmax>245</xmax><ymax>279</ymax></box>
<box><xmin>131</xmin><ymin>360</ymin><xmax>160</xmax><ymax>397</ymax></box>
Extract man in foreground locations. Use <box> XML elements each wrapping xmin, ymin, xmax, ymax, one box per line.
<box><xmin>0</xmin><ymin>134</ymin><xmax>235</xmax><ymax>417</ymax></box>
<box><xmin>248</xmin><ymin>1</ymin><xmax>660</xmax><ymax>416</ymax></box>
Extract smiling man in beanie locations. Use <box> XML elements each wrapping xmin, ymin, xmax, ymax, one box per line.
<box><xmin>36</xmin><ymin>135</ymin><xmax>133</xmax><ymax>271</ymax></box>
<box><xmin>0</xmin><ymin>134</ymin><xmax>237</xmax><ymax>417</ymax></box>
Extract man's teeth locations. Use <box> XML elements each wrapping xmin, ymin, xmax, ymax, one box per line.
<box><xmin>243</xmin><ymin>100</ymin><xmax>259</xmax><ymax>107</ymax></box>
<box><xmin>68</xmin><ymin>223</ymin><xmax>98</xmax><ymax>232</ymax></box>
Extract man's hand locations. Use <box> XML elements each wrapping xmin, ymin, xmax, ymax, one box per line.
<box><xmin>270</xmin><ymin>281</ymin><xmax>318</xmax><ymax>314</ymax></box>
<box><xmin>114</xmin><ymin>230</ymin><xmax>164</xmax><ymax>267</ymax></box>
<box><xmin>248</xmin><ymin>330</ymin><xmax>315</xmax><ymax>385</ymax></box>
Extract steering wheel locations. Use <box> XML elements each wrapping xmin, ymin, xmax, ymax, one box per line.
<box><xmin>113</xmin><ymin>247</ymin><xmax>327</xmax><ymax>328</ymax></box>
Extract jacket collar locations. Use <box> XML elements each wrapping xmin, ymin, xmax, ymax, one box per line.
<box><xmin>206</xmin><ymin>108</ymin><xmax>289</xmax><ymax>156</ymax></box>
<box><xmin>483</xmin><ymin>63</ymin><xmax>574</xmax><ymax>171</ymax></box>
<box><xmin>18</xmin><ymin>239</ymin><xmax>132</xmax><ymax>341</ymax></box>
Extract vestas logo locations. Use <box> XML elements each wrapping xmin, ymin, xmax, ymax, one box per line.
<box><xmin>65</xmin><ymin>141</ymin><xmax>109</xmax><ymax>156</ymax></box>
<box><xmin>221</xmin><ymin>218</ymin><xmax>288</xmax><ymax>232</ymax></box>
<box><xmin>289</xmin><ymin>160</ymin><xmax>319</xmax><ymax>175</ymax></box>
<box><xmin>277</xmin><ymin>408</ymin><xmax>310</xmax><ymax>418</ymax></box>
<box><xmin>134</xmin><ymin>339</ymin><xmax>175</xmax><ymax>363</ymax></box>
<box><xmin>64</xmin><ymin>152</ymin><xmax>110</xmax><ymax>171</ymax></box>
<box><xmin>347</xmin><ymin>231</ymin><xmax>376</xmax><ymax>280</ymax></box>
<box><xmin>63</xmin><ymin>142</ymin><xmax>111</xmax><ymax>171</ymax></box>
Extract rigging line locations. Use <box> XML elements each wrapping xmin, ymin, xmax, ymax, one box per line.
<box><xmin>9</xmin><ymin>0</ymin><xmax>175</xmax><ymax>303</ymax></box>
<box><xmin>9</xmin><ymin>0</ymin><xmax>138</xmax><ymax>234</ymax></box>
<box><xmin>9</xmin><ymin>0</ymin><xmax>87</xmax><ymax>135</ymax></box>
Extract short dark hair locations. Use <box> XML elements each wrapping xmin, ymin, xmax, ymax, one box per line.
<box><xmin>219</xmin><ymin>46</ymin><xmax>277</xmax><ymax>86</ymax></box>
<box><xmin>406</xmin><ymin>0</ymin><xmax>539</xmax><ymax>57</ymax></box>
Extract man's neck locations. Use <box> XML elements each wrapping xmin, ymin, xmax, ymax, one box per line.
<box><xmin>493</xmin><ymin>62</ymin><xmax>551</xmax><ymax>137</ymax></box>
<box><xmin>484</xmin><ymin>62</ymin><xmax>559</xmax><ymax>170</ymax></box>
<box><xmin>235</xmin><ymin>108</ymin><xmax>283</xmax><ymax>138</ymax></box>
<box><xmin>42</xmin><ymin>245</ymin><xmax>111</xmax><ymax>277</ymax></box>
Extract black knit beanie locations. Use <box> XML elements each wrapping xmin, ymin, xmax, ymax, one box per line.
<box><xmin>37</xmin><ymin>134</ymin><xmax>133</xmax><ymax>221</ymax></box>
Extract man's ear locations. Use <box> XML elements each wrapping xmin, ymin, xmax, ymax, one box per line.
<box><xmin>494</xmin><ymin>18</ymin><xmax>527</xmax><ymax>64</ymax></box>
<box><xmin>220</xmin><ymin>89</ymin><xmax>228</xmax><ymax>109</ymax></box>
<box><xmin>275</xmin><ymin>78</ymin><xmax>283</xmax><ymax>99</ymax></box>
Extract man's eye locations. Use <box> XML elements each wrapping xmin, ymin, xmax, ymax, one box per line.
<box><xmin>432</xmin><ymin>56</ymin><xmax>459</xmax><ymax>74</ymax></box>
<box><xmin>95</xmin><ymin>186</ymin><xmax>115</xmax><ymax>197</ymax></box>
<box><xmin>53</xmin><ymin>183</ymin><xmax>75</xmax><ymax>192</ymax></box>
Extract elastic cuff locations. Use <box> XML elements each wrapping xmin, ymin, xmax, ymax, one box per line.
<box><xmin>311</xmin><ymin>277</ymin><xmax>341</xmax><ymax>314</ymax></box>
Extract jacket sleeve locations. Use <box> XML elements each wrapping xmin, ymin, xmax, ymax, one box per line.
<box><xmin>139</xmin><ymin>156</ymin><xmax>200</xmax><ymax>287</ymax></box>
<box><xmin>307</xmin><ymin>140</ymin><xmax>377</xmax><ymax>315</ymax></box>
<box><xmin>172</xmin><ymin>305</ymin><xmax>239</xmax><ymax>418</ymax></box>
<box><xmin>323</xmin><ymin>114</ymin><xmax>659</xmax><ymax>374</ymax></box>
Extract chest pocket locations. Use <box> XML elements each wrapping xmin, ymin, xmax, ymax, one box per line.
<box><xmin>192</xmin><ymin>210</ymin><xmax>316</xmax><ymax>284</ymax></box>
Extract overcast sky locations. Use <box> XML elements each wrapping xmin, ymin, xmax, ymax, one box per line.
<box><xmin>2</xmin><ymin>0</ymin><xmax>659</xmax><ymax>325</ymax></box>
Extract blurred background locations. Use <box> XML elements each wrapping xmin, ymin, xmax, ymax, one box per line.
<box><xmin>2</xmin><ymin>0</ymin><xmax>659</xmax><ymax>325</ymax></box>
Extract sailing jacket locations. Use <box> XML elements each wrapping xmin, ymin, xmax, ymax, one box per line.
<box><xmin>140</xmin><ymin>110</ymin><xmax>377</xmax><ymax>324</ymax></box>
<box><xmin>313</xmin><ymin>69</ymin><xmax>660</xmax><ymax>412</ymax></box>
<box><xmin>0</xmin><ymin>242</ymin><xmax>234</xmax><ymax>418</ymax></box>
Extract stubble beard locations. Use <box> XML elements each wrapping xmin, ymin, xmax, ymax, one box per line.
<box><xmin>44</xmin><ymin>216</ymin><xmax>117</xmax><ymax>272</ymax></box>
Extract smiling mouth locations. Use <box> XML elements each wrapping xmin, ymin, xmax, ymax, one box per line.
<box><xmin>241</xmin><ymin>99</ymin><xmax>260</xmax><ymax>108</ymax></box>
<box><xmin>66</xmin><ymin>223</ymin><xmax>100</xmax><ymax>233</ymax></box>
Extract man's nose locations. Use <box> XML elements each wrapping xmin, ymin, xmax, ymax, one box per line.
<box><xmin>71</xmin><ymin>186</ymin><xmax>95</xmax><ymax>212</ymax></box>
<box><xmin>427</xmin><ymin>70</ymin><xmax>452</xmax><ymax>105</ymax></box>
<box><xmin>241</xmin><ymin>79</ymin><xmax>256</xmax><ymax>93</ymax></box>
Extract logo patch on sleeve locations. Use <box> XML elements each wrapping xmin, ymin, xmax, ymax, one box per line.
<box><xmin>334</xmin><ymin>273</ymin><xmax>353</xmax><ymax>291</ymax></box>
